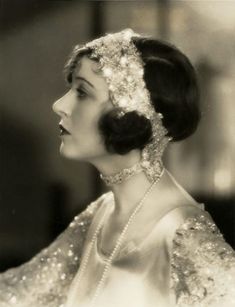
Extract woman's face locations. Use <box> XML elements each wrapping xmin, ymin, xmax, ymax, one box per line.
<box><xmin>52</xmin><ymin>56</ymin><xmax>113</xmax><ymax>162</ymax></box>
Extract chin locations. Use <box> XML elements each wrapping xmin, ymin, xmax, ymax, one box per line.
<box><xmin>59</xmin><ymin>143</ymin><xmax>106</xmax><ymax>162</ymax></box>
<box><xmin>59</xmin><ymin>143</ymin><xmax>80</xmax><ymax>160</ymax></box>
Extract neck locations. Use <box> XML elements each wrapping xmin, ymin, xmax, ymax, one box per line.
<box><xmin>109</xmin><ymin>171</ymin><xmax>154</xmax><ymax>217</ymax></box>
<box><xmin>91</xmin><ymin>151</ymin><xmax>163</xmax><ymax>218</ymax></box>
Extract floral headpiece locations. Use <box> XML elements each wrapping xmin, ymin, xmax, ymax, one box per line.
<box><xmin>69</xmin><ymin>29</ymin><xmax>171</xmax><ymax>184</ymax></box>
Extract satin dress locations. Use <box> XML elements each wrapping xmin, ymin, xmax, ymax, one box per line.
<box><xmin>0</xmin><ymin>192</ymin><xmax>235</xmax><ymax>307</ymax></box>
<box><xmin>65</xmin><ymin>191</ymin><xmax>183</xmax><ymax>307</ymax></box>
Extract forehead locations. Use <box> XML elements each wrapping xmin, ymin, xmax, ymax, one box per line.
<box><xmin>74</xmin><ymin>56</ymin><xmax>109</xmax><ymax>91</ymax></box>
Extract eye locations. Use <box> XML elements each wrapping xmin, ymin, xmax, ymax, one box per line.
<box><xmin>76</xmin><ymin>87</ymin><xmax>87</xmax><ymax>99</ymax></box>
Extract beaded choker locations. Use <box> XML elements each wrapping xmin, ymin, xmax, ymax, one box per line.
<box><xmin>67</xmin><ymin>29</ymin><xmax>171</xmax><ymax>185</ymax></box>
<box><xmin>100</xmin><ymin>161</ymin><xmax>143</xmax><ymax>186</ymax></box>
<box><xmin>100</xmin><ymin>160</ymin><xmax>164</xmax><ymax>186</ymax></box>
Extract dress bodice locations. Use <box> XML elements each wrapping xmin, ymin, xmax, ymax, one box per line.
<box><xmin>65</xmin><ymin>191</ymin><xmax>181</xmax><ymax>307</ymax></box>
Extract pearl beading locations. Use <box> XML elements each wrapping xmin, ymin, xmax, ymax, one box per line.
<box><xmin>100</xmin><ymin>161</ymin><xmax>143</xmax><ymax>186</ymax></box>
<box><xmin>67</xmin><ymin>168</ymin><xmax>164</xmax><ymax>307</ymax></box>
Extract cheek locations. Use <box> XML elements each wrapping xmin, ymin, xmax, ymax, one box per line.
<box><xmin>71</xmin><ymin>105</ymin><xmax>103</xmax><ymax>144</ymax></box>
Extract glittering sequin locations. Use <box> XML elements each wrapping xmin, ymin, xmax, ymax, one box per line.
<box><xmin>0</xmin><ymin>195</ymin><xmax>105</xmax><ymax>307</ymax></box>
<box><xmin>171</xmin><ymin>213</ymin><xmax>235</xmax><ymax>306</ymax></box>
<box><xmin>1</xmin><ymin>194</ymin><xmax>235</xmax><ymax>307</ymax></box>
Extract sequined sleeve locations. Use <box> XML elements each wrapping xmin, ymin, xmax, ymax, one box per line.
<box><xmin>0</xmin><ymin>194</ymin><xmax>105</xmax><ymax>307</ymax></box>
<box><xmin>171</xmin><ymin>213</ymin><xmax>235</xmax><ymax>307</ymax></box>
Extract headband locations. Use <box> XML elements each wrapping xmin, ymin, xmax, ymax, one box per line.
<box><xmin>67</xmin><ymin>29</ymin><xmax>171</xmax><ymax>184</ymax></box>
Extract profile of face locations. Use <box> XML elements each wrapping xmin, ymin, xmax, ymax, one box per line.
<box><xmin>52</xmin><ymin>56</ymin><xmax>113</xmax><ymax>162</ymax></box>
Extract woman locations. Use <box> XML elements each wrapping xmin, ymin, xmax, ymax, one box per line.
<box><xmin>0</xmin><ymin>29</ymin><xmax>235</xmax><ymax>307</ymax></box>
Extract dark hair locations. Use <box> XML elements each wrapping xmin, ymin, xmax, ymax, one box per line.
<box><xmin>134</xmin><ymin>37</ymin><xmax>200</xmax><ymax>141</ymax></box>
<box><xmin>65</xmin><ymin>36</ymin><xmax>201</xmax><ymax>155</ymax></box>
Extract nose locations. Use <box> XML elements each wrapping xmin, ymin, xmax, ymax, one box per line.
<box><xmin>52</xmin><ymin>91</ymin><xmax>72</xmax><ymax>117</ymax></box>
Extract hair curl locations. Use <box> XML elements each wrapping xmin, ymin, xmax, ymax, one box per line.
<box><xmin>98</xmin><ymin>109</ymin><xmax>152</xmax><ymax>155</ymax></box>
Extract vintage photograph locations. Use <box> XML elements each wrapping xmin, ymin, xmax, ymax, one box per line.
<box><xmin>1</xmin><ymin>1</ymin><xmax>235</xmax><ymax>306</ymax></box>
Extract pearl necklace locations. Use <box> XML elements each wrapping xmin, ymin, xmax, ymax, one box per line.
<box><xmin>67</xmin><ymin>168</ymin><xmax>164</xmax><ymax>307</ymax></box>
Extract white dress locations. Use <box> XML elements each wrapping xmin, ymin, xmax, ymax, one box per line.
<box><xmin>0</xmin><ymin>192</ymin><xmax>235</xmax><ymax>307</ymax></box>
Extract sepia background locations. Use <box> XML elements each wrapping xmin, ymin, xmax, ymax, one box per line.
<box><xmin>1</xmin><ymin>0</ymin><xmax>235</xmax><ymax>271</ymax></box>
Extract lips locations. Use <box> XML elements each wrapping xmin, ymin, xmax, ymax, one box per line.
<box><xmin>59</xmin><ymin>123</ymin><xmax>71</xmax><ymax>135</ymax></box>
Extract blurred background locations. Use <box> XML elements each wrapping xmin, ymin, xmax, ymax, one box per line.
<box><xmin>1</xmin><ymin>0</ymin><xmax>235</xmax><ymax>272</ymax></box>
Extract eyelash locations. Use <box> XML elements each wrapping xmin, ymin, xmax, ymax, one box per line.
<box><xmin>76</xmin><ymin>87</ymin><xmax>87</xmax><ymax>99</ymax></box>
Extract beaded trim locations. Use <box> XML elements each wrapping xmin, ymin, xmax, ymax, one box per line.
<box><xmin>100</xmin><ymin>161</ymin><xmax>143</xmax><ymax>186</ymax></box>
<box><xmin>70</xmin><ymin>29</ymin><xmax>154</xmax><ymax>118</ymax></box>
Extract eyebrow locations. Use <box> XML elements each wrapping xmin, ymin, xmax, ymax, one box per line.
<box><xmin>74</xmin><ymin>76</ymin><xmax>95</xmax><ymax>89</ymax></box>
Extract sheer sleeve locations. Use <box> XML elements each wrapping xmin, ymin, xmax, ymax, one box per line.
<box><xmin>0</xmin><ymin>194</ymin><xmax>107</xmax><ymax>307</ymax></box>
<box><xmin>170</xmin><ymin>212</ymin><xmax>235</xmax><ymax>307</ymax></box>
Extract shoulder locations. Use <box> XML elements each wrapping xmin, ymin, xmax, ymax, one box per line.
<box><xmin>159</xmin><ymin>202</ymin><xmax>205</xmax><ymax>246</ymax></box>
<box><xmin>0</xmin><ymin>192</ymin><xmax>112</xmax><ymax>306</ymax></box>
<box><xmin>170</xmin><ymin>207</ymin><xmax>235</xmax><ymax>307</ymax></box>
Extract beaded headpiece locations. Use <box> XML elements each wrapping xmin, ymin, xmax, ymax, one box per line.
<box><xmin>67</xmin><ymin>29</ymin><xmax>171</xmax><ymax>184</ymax></box>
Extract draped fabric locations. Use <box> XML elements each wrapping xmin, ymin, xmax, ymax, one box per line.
<box><xmin>0</xmin><ymin>192</ymin><xmax>235</xmax><ymax>307</ymax></box>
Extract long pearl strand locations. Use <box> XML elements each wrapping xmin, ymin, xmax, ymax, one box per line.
<box><xmin>68</xmin><ymin>168</ymin><xmax>164</xmax><ymax>307</ymax></box>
